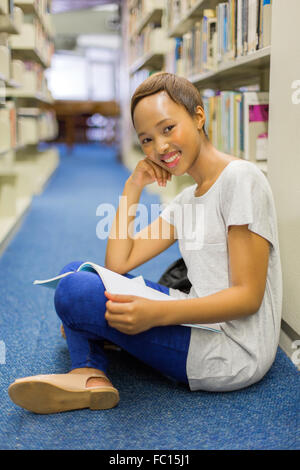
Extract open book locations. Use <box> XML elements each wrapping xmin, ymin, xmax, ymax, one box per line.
<box><xmin>33</xmin><ymin>261</ymin><xmax>221</xmax><ymax>333</ymax></box>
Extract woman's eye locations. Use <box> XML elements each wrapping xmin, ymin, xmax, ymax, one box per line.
<box><xmin>142</xmin><ymin>138</ymin><xmax>151</xmax><ymax>144</ymax></box>
<box><xmin>164</xmin><ymin>125</ymin><xmax>174</xmax><ymax>133</ymax></box>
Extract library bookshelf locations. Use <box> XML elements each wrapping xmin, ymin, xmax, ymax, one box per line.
<box><xmin>0</xmin><ymin>0</ymin><xmax>58</xmax><ymax>255</ymax></box>
<box><xmin>120</xmin><ymin>0</ymin><xmax>300</xmax><ymax>359</ymax></box>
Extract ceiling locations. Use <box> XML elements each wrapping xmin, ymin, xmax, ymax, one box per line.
<box><xmin>51</xmin><ymin>0</ymin><xmax>121</xmax><ymax>14</ymax></box>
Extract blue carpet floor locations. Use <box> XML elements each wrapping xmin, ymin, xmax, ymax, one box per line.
<box><xmin>0</xmin><ymin>143</ymin><xmax>299</xmax><ymax>450</ymax></box>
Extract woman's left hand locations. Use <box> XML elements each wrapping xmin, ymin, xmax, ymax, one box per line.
<box><xmin>104</xmin><ymin>291</ymin><xmax>159</xmax><ymax>335</ymax></box>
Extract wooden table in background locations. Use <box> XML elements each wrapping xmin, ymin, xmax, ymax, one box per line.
<box><xmin>52</xmin><ymin>100</ymin><xmax>120</xmax><ymax>152</ymax></box>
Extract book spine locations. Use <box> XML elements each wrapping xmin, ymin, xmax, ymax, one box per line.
<box><xmin>237</xmin><ymin>0</ymin><xmax>243</xmax><ymax>57</ymax></box>
<box><xmin>254</xmin><ymin>0</ymin><xmax>260</xmax><ymax>50</ymax></box>
<box><xmin>221</xmin><ymin>4</ymin><xmax>225</xmax><ymax>61</ymax></box>
<box><xmin>234</xmin><ymin>0</ymin><xmax>237</xmax><ymax>57</ymax></box>
<box><xmin>262</xmin><ymin>0</ymin><xmax>272</xmax><ymax>48</ymax></box>
<box><xmin>202</xmin><ymin>13</ymin><xmax>208</xmax><ymax>69</ymax></box>
<box><xmin>224</xmin><ymin>3</ymin><xmax>228</xmax><ymax>59</ymax></box>
<box><xmin>242</xmin><ymin>0</ymin><xmax>249</xmax><ymax>55</ymax></box>
<box><xmin>227</xmin><ymin>0</ymin><xmax>232</xmax><ymax>59</ymax></box>
<box><xmin>231</xmin><ymin>0</ymin><xmax>236</xmax><ymax>58</ymax></box>
<box><xmin>217</xmin><ymin>5</ymin><xmax>221</xmax><ymax>63</ymax></box>
<box><xmin>258</xmin><ymin>0</ymin><xmax>264</xmax><ymax>49</ymax></box>
<box><xmin>248</xmin><ymin>0</ymin><xmax>253</xmax><ymax>53</ymax></box>
<box><xmin>207</xmin><ymin>19</ymin><xmax>217</xmax><ymax>70</ymax></box>
<box><xmin>240</xmin><ymin>93</ymin><xmax>244</xmax><ymax>157</ymax></box>
<box><xmin>191</xmin><ymin>23</ymin><xmax>196</xmax><ymax>75</ymax></box>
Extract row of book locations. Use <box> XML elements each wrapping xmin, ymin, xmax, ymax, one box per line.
<box><xmin>166</xmin><ymin>0</ymin><xmax>272</xmax><ymax>77</ymax></box>
<box><xmin>203</xmin><ymin>90</ymin><xmax>269</xmax><ymax>162</ymax></box>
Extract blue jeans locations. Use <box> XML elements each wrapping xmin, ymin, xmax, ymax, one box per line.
<box><xmin>54</xmin><ymin>261</ymin><xmax>191</xmax><ymax>386</ymax></box>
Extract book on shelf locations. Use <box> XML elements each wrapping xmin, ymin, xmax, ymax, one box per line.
<box><xmin>202</xmin><ymin>9</ymin><xmax>216</xmax><ymax>70</ymax></box>
<box><xmin>34</xmin><ymin>261</ymin><xmax>222</xmax><ymax>333</ymax></box>
<box><xmin>202</xmin><ymin>90</ymin><xmax>269</xmax><ymax>163</ymax></box>
<box><xmin>207</xmin><ymin>16</ymin><xmax>217</xmax><ymax>70</ymax></box>
<box><xmin>167</xmin><ymin>0</ymin><xmax>272</xmax><ymax>77</ymax></box>
<box><xmin>261</xmin><ymin>0</ymin><xmax>272</xmax><ymax>48</ymax></box>
<box><xmin>243</xmin><ymin>91</ymin><xmax>269</xmax><ymax>162</ymax></box>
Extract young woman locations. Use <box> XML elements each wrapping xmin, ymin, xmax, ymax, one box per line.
<box><xmin>8</xmin><ymin>72</ymin><xmax>282</xmax><ymax>414</ymax></box>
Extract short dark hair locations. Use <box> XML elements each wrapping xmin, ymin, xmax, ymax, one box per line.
<box><xmin>131</xmin><ymin>72</ymin><xmax>207</xmax><ymax>137</ymax></box>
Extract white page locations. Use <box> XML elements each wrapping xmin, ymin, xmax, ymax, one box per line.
<box><xmin>131</xmin><ymin>275</ymin><xmax>146</xmax><ymax>286</ymax></box>
<box><xmin>82</xmin><ymin>263</ymin><xmax>171</xmax><ymax>301</ymax></box>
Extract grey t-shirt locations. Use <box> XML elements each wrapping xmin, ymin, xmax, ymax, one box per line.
<box><xmin>160</xmin><ymin>160</ymin><xmax>283</xmax><ymax>391</ymax></box>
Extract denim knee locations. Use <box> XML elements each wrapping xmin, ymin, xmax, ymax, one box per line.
<box><xmin>54</xmin><ymin>270</ymin><xmax>107</xmax><ymax>328</ymax></box>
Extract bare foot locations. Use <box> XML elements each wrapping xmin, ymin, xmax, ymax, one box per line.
<box><xmin>69</xmin><ymin>368</ymin><xmax>115</xmax><ymax>389</ymax></box>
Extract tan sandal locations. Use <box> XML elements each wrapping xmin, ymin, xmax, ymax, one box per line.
<box><xmin>8</xmin><ymin>372</ymin><xmax>119</xmax><ymax>414</ymax></box>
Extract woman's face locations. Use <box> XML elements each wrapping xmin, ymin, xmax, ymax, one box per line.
<box><xmin>133</xmin><ymin>91</ymin><xmax>204</xmax><ymax>176</ymax></box>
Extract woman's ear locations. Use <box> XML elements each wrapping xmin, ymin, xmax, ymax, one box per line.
<box><xmin>194</xmin><ymin>105</ymin><xmax>206</xmax><ymax>131</ymax></box>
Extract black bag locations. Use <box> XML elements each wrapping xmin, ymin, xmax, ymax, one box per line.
<box><xmin>158</xmin><ymin>258</ymin><xmax>191</xmax><ymax>294</ymax></box>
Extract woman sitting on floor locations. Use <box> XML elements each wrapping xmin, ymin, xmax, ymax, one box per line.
<box><xmin>8</xmin><ymin>72</ymin><xmax>282</xmax><ymax>414</ymax></box>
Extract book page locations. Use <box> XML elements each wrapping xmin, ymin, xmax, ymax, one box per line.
<box><xmin>79</xmin><ymin>263</ymin><xmax>172</xmax><ymax>301</ymax></box>
<box><xmin>33</xmin><ymin>271</ymin><xmax>73</xmax><ymax>289</ymax></box>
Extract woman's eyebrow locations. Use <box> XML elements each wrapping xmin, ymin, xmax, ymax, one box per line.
<box><xmin>138</xmin><ymin>118</ymin><xmax>171</xmax><ymax>137</ymax></box>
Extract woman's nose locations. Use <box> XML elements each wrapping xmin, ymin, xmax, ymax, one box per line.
<box><xmin>156</xmin><ymin>141</ymin><xmax>169</xmax><ymax>155</ymax></box>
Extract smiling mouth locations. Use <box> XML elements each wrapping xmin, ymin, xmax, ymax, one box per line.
<box><xmin>161</xmin><ymin>151</ymin><xmax>181</xmax><ymax>168</ymax></box>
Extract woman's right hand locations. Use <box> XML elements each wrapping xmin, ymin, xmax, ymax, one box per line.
<box><xmin>129</xmin><ymin>157</ymin><xmax>172</xmax><ymax>189</ymax></box>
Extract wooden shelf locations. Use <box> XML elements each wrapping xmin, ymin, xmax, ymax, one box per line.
<box><xmin>129</xmin><ymin>52</ymin><xmax>164</xmax><ymax>74</ymax></box>
<box><xmin>188</xmin><ymin>47</ymin><xmax>271</xmax><ymax>88</ymax></box>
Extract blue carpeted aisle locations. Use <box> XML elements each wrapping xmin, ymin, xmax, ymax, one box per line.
<box><xmin>0</xmin><ymin>143</ymin><xmax>299</xmax><ymax>450</ymax></box>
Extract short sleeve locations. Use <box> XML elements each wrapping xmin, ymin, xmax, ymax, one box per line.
<box><xmin>220</xmin><ymin>163</ymin><xmax>277</xmax><ymax>250</ymax></box>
